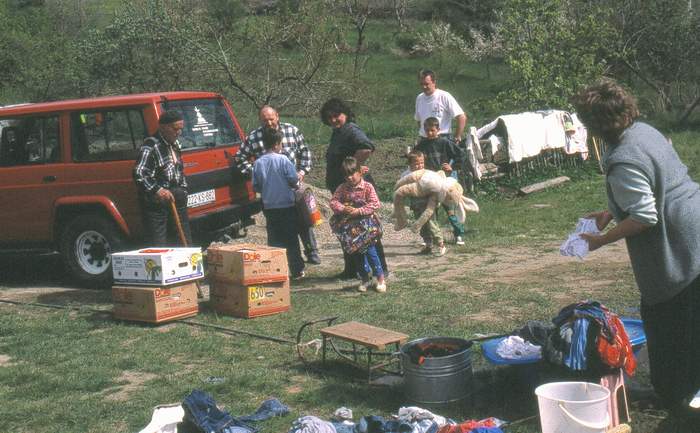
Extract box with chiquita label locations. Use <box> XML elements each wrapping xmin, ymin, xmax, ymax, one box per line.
<box><xmin>111</xmin><ymin>247</ymin><xmax>204</xmax><ymax>286</ymax></box>
<box><xmin>112</xmin><ymin>281</ymin><xmax>199</xmax><ymax>323</ymax></box>
<box><xmin>209</xmin><ymin>279</ymin><xmax>290</xmax><ymax>318</ymax></box>
<box><xmin>206</xmin><ymin>243</ymin><xmax>288</xmax><ymax>285</ymax></box>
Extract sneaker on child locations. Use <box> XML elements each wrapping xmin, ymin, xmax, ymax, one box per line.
<box><xmin>455</xmin><ymin>236</ymin><xmax>465</xmax><ymax>246</ymax></box>
<box><xmin>357</xmin><ymin>282</ymin><xmax>369</xmax><ymax>292</ymax></box>
<box><xmin>375</xmin><ymin>282</ymin><xmax>387</xmax><ymax>293</ymax></box>
<box><xmin>434</xmin><ymin>244</ymin><xmax>447</xmax><ymax>256</ymax></box>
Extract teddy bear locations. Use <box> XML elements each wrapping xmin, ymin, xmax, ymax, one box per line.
<box><xmin>392</xmin><ymin>169</ymin><xmax>479</xmax><ymax>233</ymax></box>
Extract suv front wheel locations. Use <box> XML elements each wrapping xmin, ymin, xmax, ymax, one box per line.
<box><xmin>59</xmin><ymin>215</ymin><xmax>125</xmax><ymax>287</ymax></box>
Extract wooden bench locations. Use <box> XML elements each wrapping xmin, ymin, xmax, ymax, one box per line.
<box><xmin>320</xmin><ymin>321</ymin><xmax>409</xmax><ymax>382</ymax></box>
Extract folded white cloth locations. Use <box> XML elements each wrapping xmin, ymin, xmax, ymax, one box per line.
<box><xmin>396</xmin><ymin>406</ymin><xmax>448</xmax><ymax>427</ymax></box>
<box><xmin>560</xmin><ymin>218</ymin><xmax>601</xmax><ymax>259</ymax></box>
<box><xmin>496</xmin><ymin>336</ymin><xmax>542</xmax><ymax>359</ymax></box>
<box><xmin>333</xmin><ymin>407</ymin><xmax>353</xmax><ymax>421</ymax></box>
<box><xmin>289</xmin><ymin>416</ymin><xmax>336</xmax><ymax>433</ymax></box>
<box><xmin>138</xmin><ymin>404</ymin><xmax>184</xmax><ymax>433</ymax></box>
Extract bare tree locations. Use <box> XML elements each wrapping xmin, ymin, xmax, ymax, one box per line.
<box><xmin>341</xmin><ymin>0</ymin><xmax>372</xmax><ymax>78</ymax></box>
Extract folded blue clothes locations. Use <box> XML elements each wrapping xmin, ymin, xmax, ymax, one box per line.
<box><xmin>356</xmin><ymin>416</ymin><xmax>413</xmax><ymax>433</ymax></box>
<box><xmin>182</xmin><ymin>389</ymin><xmax>258</xmax><ymax>433</ymax></box>
<box><xmin>240</xmin><ymin>398</ymin><xmax>289</xmax><ymax>422</ymax></box>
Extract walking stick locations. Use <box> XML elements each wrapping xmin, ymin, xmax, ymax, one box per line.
<box><xmin>591</xmin><ymin>136</ymin><xmax>604</xmax><ymax>174</ymax></box>
<box><xmin>169</xmin><ymin>199</ymin><xmax>204</xmax><ymax>298</ymax></box>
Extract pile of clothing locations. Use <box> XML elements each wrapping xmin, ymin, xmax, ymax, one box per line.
<box><xmin>138</xmin><ymin>391</ymin><xmax>289</xmax><ymax>433</ymax></box>
<box><xmin>139</xmin><ymin>395</ymin><xmax>506</xmax><ymax>433</ymax></box>
<box><xmin>517</xmin><ymin>301</ymin><xmax>636</xmax><ymax>375</ymax></box>
<box><xmin>288</xmin><ymin>407</ymin><xmax>504</xmax><ymax>433</ymax></box>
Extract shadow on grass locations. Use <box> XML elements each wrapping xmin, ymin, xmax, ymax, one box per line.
<box><xmin>291</xmin><ymin>277</ymin><xmax>359</xmax><ymax>294</ymax></box>
<box><xmin>36</xmin><ymin>288</ymin><xmax>111</xmax><ymax>307</ymax></box>
<box><xmin>286</xmin><ymin>358</ymin><xmax>549</xmax><ymax>425</ymax></box>
<box><xmin>0</xmin><ymin>251</ymin><xmax>69</xmax><ymax>287</ymax></box>
<box><xmin>382</xmin><ymin>250</ymin><xmax>423</xmax><ymax>258</ymax></box>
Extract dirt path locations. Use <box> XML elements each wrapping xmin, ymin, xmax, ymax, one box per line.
<box><xmin>0</xmin><ymin>191</ymin><xmax>631</xmax><ymax>302</ymax></box>
<box><xmin>239</xmin><ymin>192</ymin><xmax>631</xmax><ymax>294</ymax></box>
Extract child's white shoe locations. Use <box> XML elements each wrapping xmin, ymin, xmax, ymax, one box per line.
<box><xmin>375</xmin><ymin>281</ymin><xmax>387</xmax><ymax>293</ymax></box>
<box><xmin>434</xmin><ymin>244</ymin><xmax>447</xmax><ymax>256</ymax></box>
<box><xmin>357</xmin><ymin>282</ymin><xmax>368</xmax><ymax>292</ymax></box>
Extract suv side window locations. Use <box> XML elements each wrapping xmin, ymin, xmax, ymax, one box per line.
<box><xmin>71</xmin><ymin>109</ymin><xmax>146</xmax><ymax>162</ymax></box>
<box><xmin>162</xmin><ymin>98</ymin><xmax>241</xmax><ymax>151</ymax></box>
<box><xmin>0</xmin><ymin>116</ymin><xmax>60</xmax><ymax>166</ymax></box>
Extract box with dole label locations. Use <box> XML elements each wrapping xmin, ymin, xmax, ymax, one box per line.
<box><xmin>209</xmin><ymin>279</ymin><xmax>290</xmax><ymax>318</ymax></box>
<box><xmin>112</xmin><ymin>281</ymin><xmax>199</xmax><ymax>323</ymax></box>
<box><xmin>112</xmin><ymin>247</ymin><xmax>203</xmax><ymax>286</ymax></box>
<box><xmin>206</xmin><ymin>243</ymin><xmax>288</xmax><ymax>285</ymax></box>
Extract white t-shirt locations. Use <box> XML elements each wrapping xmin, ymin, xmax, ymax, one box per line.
<box><xmin>415</xmin><ymin>88</ymin><xmax>465</xmax><ymax>137</ymax></box>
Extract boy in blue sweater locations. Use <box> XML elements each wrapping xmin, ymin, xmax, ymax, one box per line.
<box><xmin>252</xmin><ymin>128</ymin><xmax>305</xmax><ymax>279</ymax></box>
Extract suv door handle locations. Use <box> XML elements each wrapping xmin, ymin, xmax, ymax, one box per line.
<box><xmin>43</xmin><ymin>175</ymin><xmax>57</xmax><ymax>183</ymax></box>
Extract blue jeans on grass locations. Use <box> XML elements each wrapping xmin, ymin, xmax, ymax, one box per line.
<box><xmin>182</xmin><ymin>390</ymin><xmax>257</xmax><ymax>433</ymax></box>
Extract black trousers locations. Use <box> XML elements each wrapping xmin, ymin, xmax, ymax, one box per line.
<box><xmin>640</xmin><ymin>274</ymin><xmax>700</xmax><ymax>411</ymax></box>
<box><xmin>298</xmin><ymin>225</ymin><xmax>318</xmax><ymax>256</ymax></box>
<box><xmin>263</xmin><ymin>207</ymin><xmax>305</xmax><ymax>276</ymax></box>
<box><xmin>140</xmin><ymin>188</ymin><xmax>192</xmax><ymax>246</ymax></box>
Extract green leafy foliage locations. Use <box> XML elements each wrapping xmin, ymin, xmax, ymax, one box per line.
<box><xmin>610</xmin><ymin>0</ymin><xmax>700</xmax><ymax>119</ymax></box>
<box><xmin>499</xmin><ymin>0</ymin><xmax>612</xmax><ymax>111</ymax></box>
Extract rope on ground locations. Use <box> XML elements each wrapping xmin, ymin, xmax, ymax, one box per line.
<box><xmin>0</xmin><ymin>298</ymin><xmax>295</xmax><ymax>345</ymax></box>
<box><xmin>178</xmin><ymin>319</ymin><xmax>295</xmax><ymax>345</ymax></box>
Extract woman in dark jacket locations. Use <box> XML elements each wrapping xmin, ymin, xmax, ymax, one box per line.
<box><xmin>573</xmin><ymin>79</ymin><xmax>700</xmax><ymax>424</ymax></box>
<box><xmin>320</xmin><ymin>98</ymin><xmax>389</xmax><ymax>280</ymax></box>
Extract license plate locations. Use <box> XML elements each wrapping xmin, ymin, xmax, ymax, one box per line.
<box><xmin>187</xmin><ymin>189</ymin><xmax>215</xmax><ymax>208</ymax></box>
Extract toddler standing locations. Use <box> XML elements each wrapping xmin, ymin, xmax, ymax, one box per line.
<box><xmin>330</xmin><ymin>157</ymin><xmax>386</xmax><ymax>292</ymax></box>
<box><xmin>402</xmin><ymin>150</ymin><xmax>446</xmax><ymax>256</ymax></box>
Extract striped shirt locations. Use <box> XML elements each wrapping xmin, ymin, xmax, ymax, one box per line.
<box><xmin>234</xmin><ymin>122</ymin><xmax>311</xmax><ymax>176</ymax></box>
<box><xmin>133</xmin><ymin>133</ymin><xmax>186</xmax><ymax>194</ymax></box>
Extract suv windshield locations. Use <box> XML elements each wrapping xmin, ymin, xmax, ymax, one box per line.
<box><xmin>163</xmin><ymin>98</ymin><xmax>241</xmax><ymax>151</ymax></box>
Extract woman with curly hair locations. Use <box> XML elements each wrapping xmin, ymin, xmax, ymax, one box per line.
<box><xmin>573</xmin><ymin>79</ymin><xmax>700</xmax><ymax>422</ymax></box>
<box><xmin>320</xmin><ymin>98</ymin><xmax>389</xmax><ymax>280</ymax></box>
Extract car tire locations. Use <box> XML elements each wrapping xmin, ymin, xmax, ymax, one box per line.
<box><xmin>59</xmin><ymin>214</ymin><xmax>125</xmax><ymax>288</ymax></box>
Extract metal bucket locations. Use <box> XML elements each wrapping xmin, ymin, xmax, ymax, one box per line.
<box><xmin>401</xmin><ymin>337</ymin><xmax>473</xmax><ymax>405</ymax></box>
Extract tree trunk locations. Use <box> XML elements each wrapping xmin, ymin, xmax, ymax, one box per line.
<box><xmin>679</xmin><ymin>94</ymin><xmax>700</xmax><ymax>125</ymax></box>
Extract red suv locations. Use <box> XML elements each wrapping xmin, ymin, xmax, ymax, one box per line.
<box><xmin>0</xmin><ymin>92</ymin><xmax>261</xmax><ymax>286</ymax></box>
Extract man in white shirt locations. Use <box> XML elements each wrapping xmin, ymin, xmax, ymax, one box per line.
<box><xmin>414</xmin><ymin>69</ymin><xmax>467</xmax><ymax>143</ymax></box>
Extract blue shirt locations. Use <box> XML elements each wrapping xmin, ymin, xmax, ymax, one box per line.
<box><xmin>252</xmin><ymin>151</ymin><xmax>298</xmax><ymax>209</ymax></box>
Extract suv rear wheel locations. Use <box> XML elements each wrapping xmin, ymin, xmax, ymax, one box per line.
<box><xmin>60</xmin><ymin>215</ymin><xmax>125</xmax><ymax>287</ymax></box>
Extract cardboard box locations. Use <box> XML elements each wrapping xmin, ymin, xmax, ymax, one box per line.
<box><xmin>112</xmin><ymin>281</ymin><xmax>199</xmax><ymax>323</ymax></box>
<box><xmin>206</xmin><ymin>243</ymin><xmax>288</xmax><ymax>285</ymax></box>
<box><xmin>209</xmin><ymin>279</ymin><xmax>290</xmax><ymax>318</ymax></box>
<box><xmin>112</xmin><ymin>247</ymin><xmax>204</xmax><ymax>286</ymax></box>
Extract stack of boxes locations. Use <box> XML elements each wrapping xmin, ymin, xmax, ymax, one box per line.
<box><xmin>206</xmin><ymin>243</ymin><xmax>290</xmax><ymax>318</ymax></box>
<box><xmin>111</xmin><ymin>248</ymin><xmax>203</xmax><ymax>323</ymax></box>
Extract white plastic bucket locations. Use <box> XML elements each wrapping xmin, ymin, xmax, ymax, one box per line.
<box><xmin>535</xmin><ymin>381</ymin><xmax>610</xmax><ymax>433</ymax></box>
